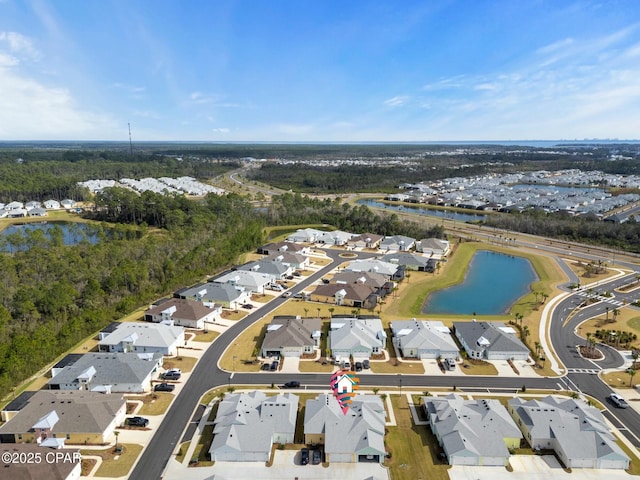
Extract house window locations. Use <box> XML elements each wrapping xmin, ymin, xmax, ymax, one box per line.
<box><xmin>17</xmin><ymin>434</ymin><xmax>22</xmax><ymax>441</ymax></box>
<box><xmin>66</xmin><ymin>434</ymin><xmax>71</xmax><ymax>440</ymax></box>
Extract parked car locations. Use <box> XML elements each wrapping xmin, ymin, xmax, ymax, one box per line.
<box><xmin>261</xmin><ymin>363</ymin><xmax>270</xmax><ymax>371</ymax></box>
<box><xmin>609</xmin><ymin>393</ymin><xmax>629</xmax><ymax>408</ymax></box>
<box><xmin>312</xmin><ymin>448</ymin><xmax>322</xmax><ymax>465</ymax></box>
<box><xmin>362</xmin><ymin>359</ymin><xmax>370</xmax><ymax>369</ymax></box>
<box><xmin>154</xmin><ymin>383</ymin><xmax>175</xmax><ymax>392</ymax></box>
<box><xmin>321</xmin><ymin>278</ymin><xmax>330</xmax><ymax>284</ymax></box>
<box><xmin>243</xmin><ymin>303</ymin><xmax>254</xmax><ymax>309</ymax></box>
<box><xmin>162</xmin><ymin>371</ymin><xmax>181</xmax><ymax>380</ymax></box>
<box><xmin>270</xmin><ymin>360</ymin><xmax>279</xmax><ymax>371</ymax></box>
<box><xmin>286</xmin><ymin>275</ymin><xmax>294</xmax><ymax>280</ymax></box>
<box><xmin>355</xmin><ymin>361</ymin><xmax>363</xmax><ymax>372</ymax></box>
<box><xmin>281</xmin><ymin>291</ymin><xmax>292</xmax><ymax>298</ymax></box>
<box><xmin>300</xmin><ymin>447</ymin><xmax>310</xmax><ymax>465</ymax></box>
<box><xmin>293</xmin><ymin>292</ymin><xmax>304</xmax><ymax>299</ymax></box>
<box><xmin>284</xmin><ymin>381</ymin><xmax>300</xmax><ymax>388</ymax></box>
<box><xmin>446</xmin><ymin>358</ymin><xmax>456</xmax><ymax>370</ymax></box>
<box><xmin>341</xmin><ymin>360</ymin><xmax>351</xmax><ymax>370</ymax></box>
<box><xmin>293</xmin><ymin>271</ymin><xmax>301</xmax><ymax>277</ymax></box>
<box><xmin>126</xmin><ymin>416</ymin><xmax>149</xmax><ymax>427</ymax></box>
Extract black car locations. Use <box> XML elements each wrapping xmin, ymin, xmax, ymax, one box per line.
<box><xmin>362</xmin><ymin>359</ymin><xmax>370</xmax><ymax>369</ymax></box>
<box><xmin>270</xmin><ymin>360</ymin><xmax>279</xmax><ymax>371</ymax></box>
<box><xmin>261</xmin><ymin>363</ymin><xmax>270</xmax><ymax>371</ymax></box>
<box><xmin>154</xmin><ymin>383</ymin><xmax>175</xmax><ymax>392</ymax></box>
<box><xmin>312</xmin><ymin>448</ymin><xmax>322</xmax><ymax>465</ymax></box>
<box><xmin>126</xmin><ymin>416</ymin><xmax>149</xmax><ymax>427</ymax></box>
<box><xmin>243</xmin><ymin>303</ymin><xmax>254</xmax><ymax>309</ymax></box>
<box><xmin>355</xmin><ymin>362</ymin><xmax>363</xmax><ymax>372</ymax></box>
<box><xmin>300</xmin><ymin>447</ymin><xmax>310</xmax><ymax>465</ymax></box>
<box><xmin>293</xmin><ymin>271</ymin><xmax>301</xmax><ymax>277</ymax></box>
<box><xmin>284</xmin><ymin>381</ymin><xmax>300</xmax><ymax>388</ymax></box>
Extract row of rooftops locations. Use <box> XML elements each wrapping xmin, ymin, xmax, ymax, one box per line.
<box><xmin>77</xmin><ymin>176</ymin><xmax>225</xmax><ymax>196</ymax></box>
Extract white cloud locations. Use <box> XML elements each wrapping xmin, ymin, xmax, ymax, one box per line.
<box><xmin>0</xmin><ymin>31</ymin><xmax>40</xmax><ymax>61</ymax></box>
<box><xmin>113</xmin><ymin>82</ymin><xmax>146</xmax><ymax>93</ymax></box>
<box><xmin>0</xmin><ymin>52</ymin><xmax>18</xmax><ymax>67</ymax></box>
<box><xmin>383</xmin><ymin>95</ymin><xmax>409</xmax><ymax>107</ymax></box>
<box><xmin>211</xmin><ymin>128</ymin><xmax>230</xmax><ymax>133</ymax></box>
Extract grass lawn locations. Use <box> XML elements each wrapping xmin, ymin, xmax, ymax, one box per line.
<box><xmin>298</xmin><ymin>361</ymin><xmax>335</xmax><ymax>373</ymax></box>
<box><xmin>601</xmin><ymin>370</ymin><xmax>636</xmax><ymax>389</ymax></box>
<box><xmin>219</xmin><ymin>318</ymin><xmax>271</xmax><ymax>372</ymax></box>
<box><xmin>370</xmin><ymin>360</ymin><xmax>425</xmax><ymax>375</ymax></box>
<box><xmin>220</xmin><ymin>310</ymin><xmax>247</xmax><ymax>321</ymax></box>
<box><xmin>82</xmin><ymin>443</ymin><xmax>143</xmax><ymax>478</ymax></box>
<box><xmin>135</xmin><ymin>392</ymin><xmax>175</xmax><ymax>415</ymax></box>
<box><xmin>575</xmin><ymin>307</ymin><xmax>640</xmax><ymax>351</ymax></box>
<box><xmin>459</xmin><ymin>360</ymin><xmax>499</xmax><ymax>376</ymax></box>
<box><xmin>386</xmin><ymin>395</ymin><xmax>450</xmax><ymax>480</ymax></box>
<box><xmin>175</xmin><ymin>441</ymin><xmax>190</xmax><ymax>463</ymax></box>
<box><xmin>163</xmin><ymin>355</ymin><xmax>198</xmax><ymax>373</ymax></box>
<box><xmin>191</xmin><ymin>424</ymin><xmax>214</xmax><ymax>466</ymax></box>
<box><xmin>191</xmin><ymin>330</ymin><xmax>220</xmax><ymax>343</ymax></box>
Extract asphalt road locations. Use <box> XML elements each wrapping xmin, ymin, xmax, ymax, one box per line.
<box><xmin>132</xmin><ymin>244</ymin><xmax>640</xmax><ymax>479</ymax></box>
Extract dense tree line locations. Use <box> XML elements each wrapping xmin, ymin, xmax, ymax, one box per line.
<box><xmin>267</xmin><ymin>192</ymin><xmax>445</xmax><ymax>239</ymax></box>
<box><xmin>482</xmin><ymin>210</ymin><xmax>640</xmax><ymax>253</ymax></box>
<box><xmin>0</xmin><ymin>191</ymin><xmax>264</xmax><ymax>399</ymax></box>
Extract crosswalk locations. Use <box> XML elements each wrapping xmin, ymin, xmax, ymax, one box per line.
<box><xmin>567</xmin><ymin>368</ymin><xmax>600</xmax><ymax>374</ymax></box>
<box><xmin>574</xmin><ymin>291</ymin><xmax>624</xmax><ymax>307</ymax></box>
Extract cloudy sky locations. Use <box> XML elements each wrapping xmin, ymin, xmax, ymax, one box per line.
<box><xmin>1</xmin><ymin>0</ymin><xmax>640</xmax><ymax>141</ymax></box>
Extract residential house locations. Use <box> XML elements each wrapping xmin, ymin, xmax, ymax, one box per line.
<box><xmin>6</xmin><ymin>208</ymin><xmax>27</xmax><ymax>218</ymax></box>
<box><xmin>145</xmin><ymin>298</ymin><xmax>217</xmax><ymax>329</ymax></box>
<box><xmin>286</xmin><ymin>228</ymin><xmax>325</xmax><ymax>243</ymax></box>
<box><xmin>346</xmin><ymin>233</ymin><xmax>384</xmax><ymax>250</ymax></box>
<box><xmin>48</xmin><ymin>352</ymin><xmax>163</xmax><ymax>393</ymax></box>
<box><xmin>237</xmin><ymin>258</ymin><xmax>293</xmax><ymax>280</ymax></box>
<box><xmin>24</xmin><ymin>201</ymin><xmax>41</xmax><ymax>210</ymax></box>
<box><xmin>329</xmin><ymin>270</ymin><xmax>392</xmax><ymax>297</ymax></box>
<box><xmin>304</xmin><ymin>394</ymin><xmax>385</xmax><ymax>463</ymax></box>
<box><xmin>453</xmin><ymin>321</ymin><xmax>530</xmax><ymax>360</ymax></box>
<box><xmin>44</xmin><ymin>199</ymin><xmax>61</xmax><ymax>209</ymax></box>
<box><xmin>51</xmin><ymin>354</ymin><xmax>84</xmax><ymax>378</ymax></box>
<box><xmin>0</xmin><ymin>390</ymin><xmax>126</xmax><ymax>445</ymax></box>
<box><xmin>0</xmin><ymin>444</ymin><xmax>81</xmax><ymax>479</ymax></box>
<box><xmin>209</xmin><ymin>392</ymin><xmax>298</xmax><ymax>462</ymax></box>
<box><xmin>344</xmin><ymin>259</ymin><xmax>405</xmax><ymax>281</ymax></box>
<box><xmin>28</xmin><ymin>207</ymin><xmax>48</xmax><ymax>217</ymax></box>
<box><xmin>97</xmin><ymin>322</ymin><xmax>185</xmax><ymax>356</ymax></box>
<box><xmin>507</xmin><ymin>396</ymin><xmax>630</xmax><ymax>469</ymax></box>
<box><xmin>257</xmin><ymin>241</ymin><xmax>309</xmax><ymax>256</ymax></box>
<box><xmin>424</xmin><ymin>394</ymin><xmax>523</xmax><ymax>466</ymax></box>
<box><xmin>315</xmin><ymin>230</ymin><xmax>354</xmax><ymax>246</ymax></box>
<box><xmin>213</xmin><ymin>270</ymin><xmax>274</xmax><ymax>294</ymax></box>
<box><xmin>4</xmin><ymin>201</ymin><xmax>24</xmax><ymax>211</ymax></box>
<box><xmin>391</xmin><ymin>320</ymin><xmax>459</xmax><ymax>359</ymax></box>
<box><xmin>309</xmin><ymin>283</ymin><xmax>377</xmax><ymax>309</ymax></box>
<box><xmin>380</xmin><ymin>235</ymin><xmax>416</xmax><ymax>251</ymax></box>
<box><xmin>264</xmin><ymin>252</ymin><xmax>309</xmax><ymax>270</ymax></box>
<box><xmin>380</xmin><ymin>252</ymin><xmax>432</xmax><ymax>271</ymax></box>
<box><xmin>330</xmin><ymin>316</ymin><xmax>386</xmax><ymax>360</ymax></box>
<box><xmin>416</xmin><ymin>238</ymin><xmax>451</xmax><ymax>258</ymax></box>
<box><xmin>175</xmin><ymin>282</ymin><xmax>249</xmax><ymax>310</ymax></box>
<box><xmin>61</xmin><ymin>199</ymin><xmax>77</xmax><ymax>209</ymax></box>
<box><xmin>260</xmin><ymin>316</ymin><xmax>321</xmax><ymax>358</ymax></box>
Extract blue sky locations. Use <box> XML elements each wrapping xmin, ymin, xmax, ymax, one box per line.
<box><xmin>1</xmin><ymin>0</ymin><xmax>640</xmax><ymax>142</ymax></box>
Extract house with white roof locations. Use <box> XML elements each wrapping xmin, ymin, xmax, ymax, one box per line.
<box><xmin>315</xmin><ymin>230</ymin><xmax>355</xmax><ymax>246</ymax></box>
<box><xmin>416</xmin><ymin>238</ymin><xmax>451</xmax><ymax>258</ymax></box>
<box><xmin>0</xmin><ymin>390</ymin><xmax>126</xmax><ymax>445</ymax></box>
<box><xmin>213</xmin><ymin>270</ymin><xmax>274</xmax><ymax>294</ymax></box>
<box><xmin>347</xmin><ymin>233</ymin><xmax>384</xmax><ymax>250</ymax></box>
<box><xmin>380</xmin><ymin>252</ymin><xmax>433</xmax><ymax>271</ymax></box>
<box><xmin>144</xmin><ymin>298</ymin><xmax>218</xmax><ymax>329</ymax></box>
<box><xmin>28</xmin><ymin>207</ymin><xmax>47</xmax><ymax>217</ymax></box>
<box><xmin>304</xmin><ymin>394</ymin><xmax>386</xmax><ymax>463</ymax></box>
<box><xmin>286</xmin><ymin>228</ymin><xmax>325</xmax><ymax>243</ymax></box>
<box><xmin>4</xmin><ymin>201</ymin><xmax>24</xmax><ymax>210</ymax></box>
<box><xmin>97</xmin><ymin>322</ymin><xmax>184</xmax><ymax>356</ymax></box>
<box><xmin>330</xmin><ymin>316</ymin><xmax>386</xmax><ymax>360</ymax></box>
<box><xmin>61</xmin><ymin>199</ymin><xmax>77</xmax><ymax>209</ymax></box>
<box><xmin>176</xmin><ymin>282</ymin><xmax>249</xmax><ymax>310</ymax></box>
<box><xmin>257</xmin><ymin>241</ymin><xmax>310</xmax><ymax>256</ymax></box>
<box><xmin>237</xmin><ymin>258</ymin><xmax>293</xmax><ymax>279</ymax></box>
<box><xmin>454</xmin><ymin>321</ymin><xmax>530</xmax><ymax>360</ymax></box>
<box><xmin>260</xmin><ymin>316</ymin><xmax>321</xmax><ymax>358</ymax></box>
<box><xmin>507</xmin><ymin>396</ymin><xmax>630</xmax><ymax>469</ymax></box>
<box><xmin>380</xmin><ymin>234</ymin><xmax>416</xmax><ymax>251</ymax></box>
<box><xmin>48</xmin><ymin>352</ymin><xmax>163</xmax><ymax>393</ymax></box>
<box><xmin>209</xmin><ymin>392</ymin><xmax>298</xmax><ymax>462</ymax></box>
<box><xmin>44</xmin><ymin>199</ymin><xmax>61</xmax><ymax>209</ymax></box>
<box><xmin>344</xmin><ymin>259</ymin><xmax>405</xmax><ymax>281</ymax></box>
<box><xmin>424</xmin><ymin>394</ymin><xmax>522</xmax><ymax>466</ymax></box>
<box><xmin>24</xmin><ymin>201</ymin><xmax>41</xmax><ymax>210</ymax></box>
<box><xmin>391</xmin><ymin>320</ymin><xmax>459</xmax><ymax>359</ymax></box>
<box><xmin>264</xmin><ymin>251</ymin><xmax>309</xmax><ymax>270</ymax></box>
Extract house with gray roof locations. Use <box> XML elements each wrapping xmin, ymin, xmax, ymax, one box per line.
<box><xmin>97</xmin><ymin>322</ymin><xmax>185</xmax><ymax>356</ymax></box>
<box><xmin>286</xmin><ymin>228</ymin><xmax>325</xmax><ymax>243</ymax></box>
<box><xmin>344</xmin><ymin>259</ymin><xmax>405</xmax><ymax>280</ymax></box>
<box><xmin>145</xmin><ymin>297</ymin><xmax>217</xmax><ymax>329</ymax></box>
<box><xmin>304</xmin><ymin>394</ymin><xmax>385</xmax><ymax>463</ymax></box>
<box><xmin>0</xmin><ymin>390</ymin><xmax>126</xmax><ymax>445</ymax></box>
<box><xmin>257</xmin><ymin>241</ymin><xmax>309</xmax><ymax>256</ymax></box>
<box><xmin>264</xmin><ymin>251</ymin><xmax>309</xmax><ymax>270</ymax></box>
<box><xmin>380</xmin><ymin>234</ymin><xmax>416</xmax><ymax>251</ymax></box>
<box><xmin>315</xmin><ymin>230</ymin><xmax>355</xmax><ymax>246</ymax></box>
<box><xmin>260</xmin><ymin>316</ymin><xmax>321</xmax><ymax>358</ymax></box>
<box><xmin>213</xmin><ymin>269</ymin><xmax>274</xmax><ymax>294</ymax></box>
<box><xmin>237</xmin><ymin>258</ymin><xmax>293</xmax><ymax>279</ymax></box>
<box><xmin>44</xmin><ymin>199</ymin><xmax>61</xmax><ymax>209</ymax></box>
<box><xmin>454</xmin><ymin>321</ymin><xmax>530</xmax><ymax>360</ymax></box>
<box><xmin>209</xmin><ymin>392</ymin><xmax>298</xmax><ymax>462</ymax></box>
<box><xmin>424</xmin><ymin>394</ymin><xmax>522</xmax><ymax>466</ymax></box>
<box><xmin>0</xmin><ymin>444</ymin><xmax>81</xmax><ymax>480</ymax></box>
<box><xmin>176</xmin><ymin>282</ymin><xmax>249</xmax><ymax>309</ymax></box>
<box><xmin>391</xmin><ymin>320</ymin><xmax>459</xmax><ymax>359</ymax></box>
<box><xmin>309</xmin><ymin>283</ymin><xmax>378</xmax><ymax>310</ymax></box>
<box><xmin>507</xmin><ymin>396</ymin><xmax>630</xmax><ymax>469</ymax></box>
<box><xmin>380</xmin><ymin>252</ymin><xmax>432</xmax><ymax>271</ymax></box>
<box><xmin>48</xmin><ymin>352</ymin><xmax>163</xmax><ymax>393</ymax></box>
<box><xmin>416</xmin><ymin>238</ymin><xmax>451</xmax><ymax>258</ymax></box>
<box><xmin>330</xmin><ymin>316</ymin><xmax>386</xmax><ymax>360</ymax></box>
<box><xmin>330</xmin><ymin>270</ymin><xmax>390</xmax><ymax>291</ymax></box>
<box><xmin>347</xmin><ymin>233</ymin><xmax>384</xmax><ymax>250</ymax></box>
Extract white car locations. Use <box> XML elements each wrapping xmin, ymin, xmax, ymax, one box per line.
<box><xmin>609</xmin><ymin>393</ymin><xmax>629</xmax><ymax>408</ymax></box>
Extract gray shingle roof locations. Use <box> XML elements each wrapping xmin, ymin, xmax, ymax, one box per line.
<box><xmin>261</xmin><ymin>317</ymin><xmax>321</xmax><ymax>352</ymax></box>
<box><xmin>391</xmin><ymin>319</ymin><xmax>458</xmax><ymax>354</ymax></box>
<box><xmin>454</xmin><ymin>321</ymin><xmax>529</xmax><ymax>356</ymax></box>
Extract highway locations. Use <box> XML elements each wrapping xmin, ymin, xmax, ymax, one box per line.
<box><xmin>131</xmin><ymin>239</ymin><xmax>640</xmax><ymax>479</ymax></box>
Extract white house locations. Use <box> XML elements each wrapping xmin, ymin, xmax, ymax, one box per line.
<box><xmin>391</xmin><ymin>319</ymin><xmax>459</xmax><ymax>359</ymax></box>
<box><xmin>144</xmin><ymin>298</ymin><xmax>217</xmax><ymax>329</ymax></box>
<box><xmin>330</xmin><ymin>316</ymin><xmax>386</xmax><ymax>360</ymax></box>
<box><xmin>213</xmin><ymin>270</ymin><xmax>274</xmax><ymax>294</ymax></box>
<box><xmin>97</xmin><ymin>322</ymin><xmax>185</xmax><ymax>356</ymax></box>
<box><xmin>44</xmin><ymin>199</ymin><xmax>61</xmax><ymax>209</ymax></box>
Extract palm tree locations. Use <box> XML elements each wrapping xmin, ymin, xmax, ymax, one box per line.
<box><xmin>534</xmin><ymin>341</ymin><xmax>541</xmax><ymax>357</ymax></box>
<box><xmin>304</xmin><ymin>308</ymin><xmax>309</xmax><ymax>318</ymax></box>
<box><xmin>514</xmin><ymin>312</ymin><xmax>524</xmax><ymax>327</ymax></box>
<box><xmin>114</xmin><ymin>431</ymin><xmax>120</xmax><ymax>449</ymax></box>
<box><xmin>633</xmin><ymin>350</ymin><xmax>639</xmax><ymax>369</ymax></box>
<box><xmin>628</xmin><ymin>368</ymin><xmax>637</xmax><ymax>387</ymax></box>
<box><xmin>522</xmin><ymin>325</ymin><xmax>530</xmax><ymax>344</ymax></box>
<box><xmin>317</xmin><ymin>307</ymin><xmax>321</xmax><ymax>319</ymax></box>
<box><xmin>612</xmin><ymin>308</ymin><xmax>620</xmax><ymax>323</ymax></box>
<box><xmin>328</xmin><ymin>307</ymin><xmax>335</xmax><ymax>318</ymax></box>
<box><xmin>605</xmin><ymin>306</ymin><xmax>610</xmax><ymax>322</ymax></box>
<box><xmin>541</xmin><ymin>293</ymin><xmax>548</xmax><ymax>304</ymax></box>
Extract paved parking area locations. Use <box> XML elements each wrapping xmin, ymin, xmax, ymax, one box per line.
<box><xmin>449</xmin><ymin>455</ymin><xmax>633</xmax><ymax>480</ymax></box>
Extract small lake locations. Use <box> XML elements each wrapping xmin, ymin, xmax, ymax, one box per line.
<box><xmin>0</xmin><ymin>222</ymin><xmax>101</xmax><ymax>251</ymax></box>
<box><xmin>423</xmin><ymin>250</ymin><xmax>537</xmax><ymax>315</ymax></box>
<box><xmin>356</xmin><ymin>199</ymin><xmax>487</xmax><ymax>222</ymax></box>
